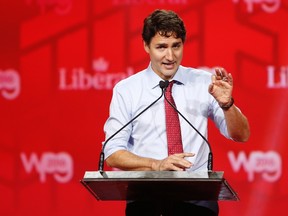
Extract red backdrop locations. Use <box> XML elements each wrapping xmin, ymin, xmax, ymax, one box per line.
<box><xmin>0</xmin><ymin>0</ymin><xmax>287</xmax><ymax>215</ymax></box>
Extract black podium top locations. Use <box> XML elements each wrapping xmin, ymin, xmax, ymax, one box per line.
<box><xmin>80</xmin><ymin>171</ymin><xmax>239</xmax><ymax>201</ymax></box>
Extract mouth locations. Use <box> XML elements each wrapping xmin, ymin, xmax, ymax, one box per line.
<box><xmin>162</xmin><ymin>62</ymin><xmax>176</xmax><ymax>69</ymax></box>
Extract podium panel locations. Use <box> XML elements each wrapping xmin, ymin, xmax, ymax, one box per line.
<box><xmin>80</xmin><ymin>171</ymin><xmax>239</xmax><ymax>201</ymax></box>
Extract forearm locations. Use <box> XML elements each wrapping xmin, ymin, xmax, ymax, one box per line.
<box><xmin>106</xmin><ymin>150</ymin><xmax>159</xmax><ymax>171</ymax></box>
<box><xmin>223</xmin><ymin>105</ymin><xmax>250</xmax><ymax>142</ymax></box>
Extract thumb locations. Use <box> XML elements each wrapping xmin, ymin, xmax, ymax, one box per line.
<box><xmin>208</xmin><ymin>83</ymin><xmax>214</xmax><ymax>94</ymax></box>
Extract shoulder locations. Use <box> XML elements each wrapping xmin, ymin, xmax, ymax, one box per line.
<box><xmin>114</xmin><ymin>68</ymin><xmax>147</xmax><ymax>93</ymax></box>
<box><xmin>178</xmin><ymin>65</ymin><xmax>213</xmax><ymax>84</ymax></box>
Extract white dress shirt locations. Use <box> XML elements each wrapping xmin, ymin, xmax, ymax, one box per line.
<box><xmin>103</xmin><ymin>63</ymin><xmax>231</xmax><ymax>171</ymax></box>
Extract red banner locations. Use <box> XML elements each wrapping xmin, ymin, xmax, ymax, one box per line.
<box><xmin>0</xmin><ymin>1</ymin><xmax>287</xmax><ymax>215</ymax></box>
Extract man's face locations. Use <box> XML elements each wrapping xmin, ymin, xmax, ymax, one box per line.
<box><xmin>144</xmin><ymin>32</ymin><xmax>183</xmax><ymax>80</ymax></box>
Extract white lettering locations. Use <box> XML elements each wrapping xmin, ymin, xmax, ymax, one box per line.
<box><xmin>20</xmin><ymin>152</ymin><xmax>73</xmax><ymax>183</ymax></box>
<box><xmin>228</xmin><ymin>151</ymin><xmax>282</xmax><ymax>182</ymax></box>
<box><xmin>25</xmin><ymin>0</ymin><xmax>72</xmax><ymax>15</ymax></box>
<box><xmin>113</xmin><ymin>0</ymin><xmax>187</xmax><ymax>5</ymax></box>
<box><xmin>261</xmin><ymin>0</ymin><xmax>281</xmax><ymax>13</ymax></box>
<box><xmin>267</xmin><ymin>66</ymin><xmax>288</xmax><ymax>88</ymax></box>
<box><xmin>59</xmin><ymin>67</ymin><xmax>134</xmax><ymax>90</ymax></box>
<box><xmin>0</xmin><ymin>69</ymin><xmax>21</xmax><ymax>100</ymax></box>
<box><xmin>232</xmin><ymin>0</ymin><xmax>281</xmax><ymax>13</ymax></box>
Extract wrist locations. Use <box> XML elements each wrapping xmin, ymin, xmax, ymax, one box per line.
<box><xmin>220</xmin><ymin>97</ymin><xmax>234</xmax><ymax>110</ymax></box>
<box><xmin>151</xmin><ymin>160</ymin><xmax>160</xmax><ymax>171</ymax></box>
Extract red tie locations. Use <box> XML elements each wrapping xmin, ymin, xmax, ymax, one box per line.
<box><xmin>165</xmin><ymin>81</ymin><xmax>183</xmax><ymax>155</ymax></box>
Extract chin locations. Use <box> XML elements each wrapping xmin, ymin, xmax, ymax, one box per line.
<box><xmin>162</xmin><ymin>73</ymin><xmax>176</xmax><ymax>80</ymax></box>
<box><xmin>164</xmin><ymin>68</ymin><xmax>177</xmax><ymax>75</ymax></box>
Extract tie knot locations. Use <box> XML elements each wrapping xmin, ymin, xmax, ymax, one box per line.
<box><xmin>166</xmin><ymin>81</ymin><xmax>174</xmax><ymax>92</ymax></box>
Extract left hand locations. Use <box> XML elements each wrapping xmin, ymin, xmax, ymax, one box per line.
<box><xmin>153</xmin><ymin>153</ymin><xmax>194</xmax><ymax>171</ymax></box>
<box><xmin>208</xmin><ymin>67</ymin><xmax>233</xmax><ymax>106</ymax></box>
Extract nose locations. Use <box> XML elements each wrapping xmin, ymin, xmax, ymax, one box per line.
<box><xmin>165</xmin><ymin>48</ymin><xmax>174</xmax><ymax>61</ymax></box>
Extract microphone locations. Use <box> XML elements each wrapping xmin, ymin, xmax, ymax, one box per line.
<box><xmin>98</xmin><ymin>80</ymin><xmax>168</xmax><ymax>174</ymax></box>
<box><xmin>163</xmin><ymin>80</ymin><xmax>213</xmax><ymax>171</ymax></box>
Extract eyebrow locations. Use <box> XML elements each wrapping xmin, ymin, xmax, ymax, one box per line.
<box><xmin>172</xmin><ymin>42</ymin><xmax>182</xmax><ymax>46</ymax></box>
<box><xmin>155</xmin><ymin>41</ymin><xmax>182</xmax><ymax>46</ymax></box>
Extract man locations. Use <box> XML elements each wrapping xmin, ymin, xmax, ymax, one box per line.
<box><xmin>102</xmin><ymin>9</ymin><xmax>250</xmax><ymax>216</ymax></box>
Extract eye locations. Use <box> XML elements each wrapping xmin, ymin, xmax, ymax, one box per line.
<box><xmin>157</xmin><ymin>45</ymin><xmax>166</xmax><ymax>50</ymax></box>
<box><xmin>173</xmin><ymin>43</ymin><xmax>181</xmax><ymax>49</ymax></box>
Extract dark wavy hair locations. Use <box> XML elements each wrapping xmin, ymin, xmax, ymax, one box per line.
<box><xmin>142</xmin><ymin>9</ymin><xmax>186</xmax><ymax>45</ymax></box>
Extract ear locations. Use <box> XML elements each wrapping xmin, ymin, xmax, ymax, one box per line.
<box><xmin>143</xmin><ymin>41</ymin><xmax>150</xmax><ymax>53</ymax></box>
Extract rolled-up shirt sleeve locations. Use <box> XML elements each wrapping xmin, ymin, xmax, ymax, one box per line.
<box><xmin>208</xmin><ymin>96</ymin><xmax>239</xmax><ymax>140</ymax></box>
<box><xmin>103</xmin><ymin>83</ymin><xmax>132</xmax><ymax>159</ymax></box>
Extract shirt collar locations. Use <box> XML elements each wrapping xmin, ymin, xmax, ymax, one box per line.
<box><xmin>172</xmin><ymin>66</ymin><xmax>185</xmax><ymax>85</ymax></box>
<box><xmin>146</xmin><ymin>63</ymin><xmax>164</xmax><ymax>89</ymax></box>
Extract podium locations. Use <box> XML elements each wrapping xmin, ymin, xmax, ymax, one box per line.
<box><xmin>80</xmin><ymin>171</ymin><xmax>239</xmax><ymax>201</ymax></box>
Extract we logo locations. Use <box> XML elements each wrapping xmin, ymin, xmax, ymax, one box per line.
<box><xmin>20</xmin><ymin>152</ymin><xmax>74</xmax><ymax>183</ymax></box>
<box><xmin>228</xmin><ymin>151</ymin><xmax>282</xmax><ymax>182</ymax></box>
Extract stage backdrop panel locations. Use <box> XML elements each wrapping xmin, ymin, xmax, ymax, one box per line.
<box><xmin>0</xmin><ymin>0</ymin><xmax>287</xmax><ymax>216</ymax></box>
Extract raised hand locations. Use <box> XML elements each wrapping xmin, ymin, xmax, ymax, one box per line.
<box><xmin>208</xmin><ymin>67</ymin><xmax>233</xmax><ymax>107</ymax></box>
